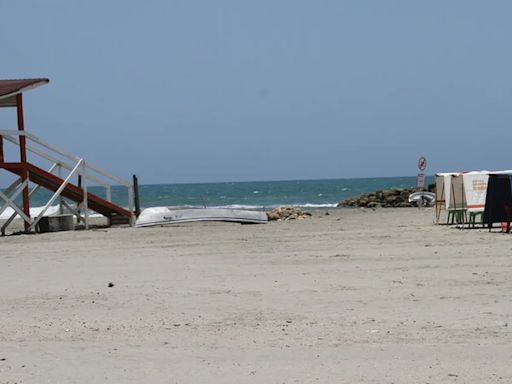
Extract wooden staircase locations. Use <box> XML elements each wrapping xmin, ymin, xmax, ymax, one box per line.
<box><xmin>0</xmin><ymin>161</ymin><xmax>132</xmax><ymax>222</ymax></box>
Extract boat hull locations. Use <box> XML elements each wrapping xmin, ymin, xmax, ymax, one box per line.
<box><xmin>136</xmin><ymin>207</ymin><xmax>268</xmax><ymax>227</ymax></box>
<box><xmin>408</xmin><ymin>192</ymin><xmax>435</xmax><ymax>207</ymax></box>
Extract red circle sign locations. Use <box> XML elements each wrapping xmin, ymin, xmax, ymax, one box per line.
<box><xmin>418</xmin><ymin>156</ymin><xmax>427</xmax><ymax>171</ymax></box>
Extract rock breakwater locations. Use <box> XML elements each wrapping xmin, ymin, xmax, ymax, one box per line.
<box><xmin>338</xmin><ymin>188</ymin><xmax>416</xmax><ymax>208</ymax></box>
<box><xmin>267</xmin><ymin>207</ymin><xmax>313</xmax><ymax>221</ymax></box>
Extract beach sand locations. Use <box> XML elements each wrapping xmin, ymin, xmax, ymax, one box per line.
<box><xmin>1</xmin><ymin>208</ymin><xmax>511</xmax><ymax>383</ymax></box>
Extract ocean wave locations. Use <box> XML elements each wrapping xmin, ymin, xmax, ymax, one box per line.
<box><xmin>298</xmin><ymin>203</ymin><xmax>338</xmax><ymax>208</ymax></box>
<box><xmin>196</xmin><ymin>204</ymin><xmax>266</xmax><ymax>210</ymax></box>
<box><xmin>159</xmin><ymin>203</ymin><xmax>339</xmax><ymax>210</ymax></box>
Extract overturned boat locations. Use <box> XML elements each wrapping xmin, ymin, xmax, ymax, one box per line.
<box><xmin>135</xmin><ymin>207</ymin><xmax>268</xmax><ymax>227</ymax></box>
<box><xmin>408</xmin><ymin>191</ymin><xmax>435</xmax><ymax>207</ymax></box>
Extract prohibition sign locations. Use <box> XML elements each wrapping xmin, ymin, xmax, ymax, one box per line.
<box><xmin>418</xmin><ymin>156</ymin><xmax>427</xmax><ymax>171</ymax></box>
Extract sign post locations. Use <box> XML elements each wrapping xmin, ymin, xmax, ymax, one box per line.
<box><xmin>417</xmin><ymin>156</ymin><xmax>427</xmax><ymax>190</ymax></box>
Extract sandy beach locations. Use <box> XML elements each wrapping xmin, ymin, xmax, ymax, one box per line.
<box><xmin>1</xmin><ymin>207</ymin><xmax>511</xmax><ymax>383</ymax></box>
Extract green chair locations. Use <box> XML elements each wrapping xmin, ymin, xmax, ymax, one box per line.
<box><xmin>468</xmin><ymin>211</ymin><xmax>483</xmax><ymax>228</ymax></box>
<box><xmin>447</xmin><ymin>209</ymin><xmax>467</xmax><ymax>225</ymax></box>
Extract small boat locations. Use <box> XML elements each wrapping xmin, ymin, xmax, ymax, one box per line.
<box><xmin>408</xmin><ymin>191</ymin><xmax>435</xmax><ymax>207</ymax></box>
<box><xmin>136</xmin><ymin>207</ymin><xmax>268</xmax><ymax>227</ymax></box>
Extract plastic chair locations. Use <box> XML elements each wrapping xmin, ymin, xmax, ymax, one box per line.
<box><xmin>447</xmin><ymin>209</ymin><xmax>467</xmax><ymax>225</ymax></box>
<box><xmin>468</xmin><ymin>211</ymin><xmax>483</xmax><ymax>228</ymax></box>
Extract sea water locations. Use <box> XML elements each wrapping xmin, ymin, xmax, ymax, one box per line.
<box><xmin>0</xmin><ymin>176</ymin><xmax>433</xmax><ymax>219</ymax></box>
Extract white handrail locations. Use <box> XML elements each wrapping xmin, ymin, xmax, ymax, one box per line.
<box><xmin>0</xmin><ymin>129</ymin><xmax>131</xmax><ymax>187</ymax></box>
<box><xmin>1</xmin><ymin>134</ymin><xmax>111</xmax><ymax>189</ymax></box>
<box><xmin>0</xmin><ymin>130</ymin><xmax>81</xmax><ymax>162</ymax></box>
<box><xmin>83</xmin><ymin>160</ymin><xmax>130</xmax><ymax>187</ymax></box>
<box><xmin>0</xmin><ymin>129</ymin><xmax>134</xmax><ymax>229</ymax></box>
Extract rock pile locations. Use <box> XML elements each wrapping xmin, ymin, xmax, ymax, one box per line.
<box><xmin>267</xmin><ymin>207</ymin><xmax>312</xmax><ymax>221</ymax></box>
<box><xmin>338</xmin><ymin>188</ymin><xmax>416</xmax><ymax>208</ymax></box>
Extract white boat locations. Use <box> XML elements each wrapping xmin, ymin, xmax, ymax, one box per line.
<box><xmin>135</xmin><ymin>207</ymin><xmax>268</xmax><ymax>227</ymax></box>
<box><xmin>408</xmin><ymin>191</ymin><xmax>435</xmax><ymax>207</ymax></box>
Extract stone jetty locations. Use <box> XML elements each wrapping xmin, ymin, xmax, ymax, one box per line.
<box><xmin>337</xmin><ymin>188</ymin><xmax>416</xmax><ymax>208</ymax></box>
<box><xmin>267</xmin><ymin>207</ymin><xmax>313</xmax><ymax>221</ymax></box>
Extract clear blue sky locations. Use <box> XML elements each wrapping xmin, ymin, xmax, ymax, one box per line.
<box><xmin>1</xmin><ymin>1</ymin><xmax>511</xmax><ymax>184</ymax></box>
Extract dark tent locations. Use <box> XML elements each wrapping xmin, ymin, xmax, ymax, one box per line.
<box><xmin>483</xmin><ymin>173</ymin><xmax>512</xmax><ymax>231</ymax></box>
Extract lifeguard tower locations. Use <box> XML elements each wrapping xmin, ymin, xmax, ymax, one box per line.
<box><xmin>0</xmin><ymin>78</ymin><xmax>135</xmax><ymax>233</ymax></box>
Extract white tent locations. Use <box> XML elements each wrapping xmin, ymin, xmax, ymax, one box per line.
<box><xmin>462</xmin><ymin>171</ymin><xmax>489</xmax><ymax>212</ymax></box>
<box><xmin>447</xmin><ymin>174</ymin><xmax>466</xmax><ymax>210</ymax></box>
<box><xmin>435</xmin><ymin>170</ymin><xmax>512</xmax><ymax>223</ymax></box>
<box><xmin>435</xmin><ymin>172</ymin><xmax>464</xmax><ymax>222</ymax></box>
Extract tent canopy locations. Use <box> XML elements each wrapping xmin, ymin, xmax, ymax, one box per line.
<box><xmin>483</xmin><ymin>173</ymin><xmax>512</xmax><ymax>225</ymax></box>
<box><xmin>435</xmin><ymin>172</ymin><xmax>464</xmax><ymax>210</ymax></box>
<box><xmin>462</xmin><ymin>171</ymin><xmax>489</xmax><ymax>212</ymax></box>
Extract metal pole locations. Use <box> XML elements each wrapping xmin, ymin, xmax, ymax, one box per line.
<box><xmin>487</xmin><ymin>178</ymin><xmax>493</xmax><ymax>232</ymax></box>
<box><xmin>16</xmin><ymin>94</ymin><xmax>31</xmax><ymax>232</ymax></box>
<box><xmin>82</xmin><ymin>162</ymin><xmax>88</xmax><ymax>230</ymax></box>
<box><xmin>436</xmin><ymin>180</ymin><xmax>444</xmax><ymax>224</ymax></box>
<box><xmin>58</xmin><ymin>164</ymin><xmax>64</xmax><ymax>214</ymax></box>
<box><xmin>133</xmin><ymin>174</ymin><xmax>140</xmax><ymax>217</ymax></box>
<box><xmin>0</xmin><ymin>134</ymin><xmax>4</xmax><ymax>162</ymax></box>
<box><xmin>77</xmin><ymin>174</ymin><xmax>82</xmax><ymax>218</ymax></box>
